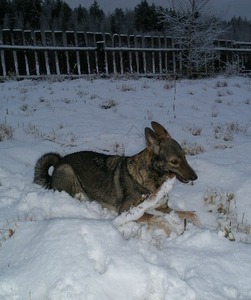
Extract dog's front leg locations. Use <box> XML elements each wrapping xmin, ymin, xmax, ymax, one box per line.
<box><xmin>114</xmin><ymin>178</ymin><xmax>176</xmax><ymax>227</ymax></box>
<box><xmin>176</xmin><ymin>211</ymin><xmax>200</xmax><ymax>227</ymax></box>
<box><xmin>137</xmin><ymin>208</ymin><xmax>186</xmax><ymax>236</ymax></box>
<box><xmin>137</xmin><ymin>213</ymin><xmax>173</xmax><ymax>236</ymax></box>
<box><xmin>156</xmin><ymin>203</ymin><xmax>200</xmax><ymax>227</ymax></box>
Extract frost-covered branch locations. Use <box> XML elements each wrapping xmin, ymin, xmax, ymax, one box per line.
<box><xmin>159</xmin><ymin>0</ymin><xmax>226</xmax><ymax>76</ymax></box>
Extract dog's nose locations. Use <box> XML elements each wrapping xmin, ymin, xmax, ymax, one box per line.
<box><xmin>191</xmin><ymin>173</ymin><xmax>198</xmax><ymax>181</ymax></box>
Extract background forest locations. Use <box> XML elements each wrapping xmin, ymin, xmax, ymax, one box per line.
<box><xmin>0</xmin><ymin>0</ymin><xmax>251</xmax><ymax>41</ymax></box>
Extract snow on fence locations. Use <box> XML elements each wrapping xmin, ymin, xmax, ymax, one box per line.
<box><xmin>0</xmin><ymin>29</ymin><xmax>251</xmax><ymax>78</ymax></box>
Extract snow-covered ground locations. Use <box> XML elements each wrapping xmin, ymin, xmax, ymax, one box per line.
<box><xmin>0</xmin><ymin>75</ymin><xmax>251</xmax><ymax>299</ymax></box>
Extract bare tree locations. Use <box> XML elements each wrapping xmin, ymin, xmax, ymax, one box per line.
<box><xmin>160</xmin><ymin>0</ymin><xmax>225</xmax><ymax>77</ymax></box>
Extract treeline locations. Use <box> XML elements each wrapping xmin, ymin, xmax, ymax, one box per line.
<box><xmin>0</xmin><ymin>0</ymin><xmax>250</xmax><ymax>41</ymax></box>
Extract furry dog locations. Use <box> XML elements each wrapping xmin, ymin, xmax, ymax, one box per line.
<box><xmin>34</xmin><ymin>121</ymin><xmax>198</xmax><ymax>234</ymax></box>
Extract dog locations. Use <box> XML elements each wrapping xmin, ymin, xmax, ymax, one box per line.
<box><xmin>34</xmin><ymin>121</ymin><xmax>198</xmax><ymax>234</ymax></box>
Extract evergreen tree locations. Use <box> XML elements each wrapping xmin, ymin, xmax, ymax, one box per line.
<box><xmin>134</xmin><ymin>0</ymin><xmax>162</xmax><ymax>32</ymax></box>
<box><xmin>60</xmin><ymin>2</ymin><xmax>72</xmax><ymax>30</ymax></box>
<box><xmin>110</xmin><ymin>8</ymin><xmax>125</xmax><ymax>33</ymax></box>
<box><xmin>11</xmin><ymin>0</ymin><xmax>42</xmax><ymax>29</ymax></box>
<box><xmin>72</xmin><ymin>5</ymin><xmax>89</xmax><ymax>31</ymax></box>
<box><xmin>89</xmin><ymin>0</ymin><xmax>104</xmax><ymax>31</ymax></box>
<box><xmin>0</xmin><ymin>0</ymin><xmax>8</xmax><ymax>27</ymax></box>
<box><xmin>228</xmin><ymin>17</ymin><xmax>251</xmax><ymax>41</ymax></box>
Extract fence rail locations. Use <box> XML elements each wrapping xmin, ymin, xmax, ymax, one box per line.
<box><xmin>0</xmin><ymin>29</ymin><xmax>251</xmax><ymax>78</ymax></box>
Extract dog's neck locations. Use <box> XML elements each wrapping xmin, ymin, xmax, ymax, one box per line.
<box><xmin>127</xmin><ymin>149</ymin><xmax>167</xmax><ymax>193</ymax></box>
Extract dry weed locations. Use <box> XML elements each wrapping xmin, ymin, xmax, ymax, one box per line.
<box><xmin>0</xmin><ymin>123</ymin><xmax>14</xmax><ymax>141</ymax></box>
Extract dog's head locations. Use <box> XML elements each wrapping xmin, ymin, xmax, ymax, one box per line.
<box><xmin>145</xmin><ymin>121</ymin><xmax>198</xmax><ymax>183</ymax></box>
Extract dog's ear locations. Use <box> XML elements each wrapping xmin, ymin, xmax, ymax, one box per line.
<box><xmin>145</xmin><ymin>127</ymin><xmax>160</xmax><ymax>154</ymax></box>
<box><xmin>151</xmin><ymin>121</ymin><xmax>171</xmax><ymax>139</ymax></box>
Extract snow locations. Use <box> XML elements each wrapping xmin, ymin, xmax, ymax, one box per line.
<box><xmin>0</xmin><ymin>75</ymin><xmax>251</xmax><ymax>299</ymax></box>
<box><xmin>114</xmin><ymin>178</ymin><xmax>175</xmax><ymax>226</ymax></box>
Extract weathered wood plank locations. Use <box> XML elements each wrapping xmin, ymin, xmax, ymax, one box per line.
<box><xmin>0</xmin><ymin>29</ymin><xmax>250</xmax><ymax>77</ymax></box>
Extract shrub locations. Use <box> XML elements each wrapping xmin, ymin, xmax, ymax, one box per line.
<box><xmin>181</xmin><ymin>140</ymin><xmax>205</xmax><ymax>155</ymax></box>
<box><xmin>204</xmin><ymin>188</ymin><xmax>251</xmax><ymax>242</ymax></box>
<box><xmin>0</xmin><ymin>123</ymin><xmax>14</xmax><ymax>141</ymax></box>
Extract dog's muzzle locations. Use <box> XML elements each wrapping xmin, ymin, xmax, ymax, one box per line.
<box><xmin>170</xmin><ymin>171</ymin><xmax>198</xmax><ymax>183</ymax></box>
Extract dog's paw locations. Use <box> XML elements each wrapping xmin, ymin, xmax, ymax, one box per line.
<box><xmin>162</xmin><ymin>211</ymin><xmax>185</xmax><ymax>235</ymax></box>
<box><xmin>176</xmin><ymin>211</ymin><xmax>200</xmax><ymax>227</ymax></box>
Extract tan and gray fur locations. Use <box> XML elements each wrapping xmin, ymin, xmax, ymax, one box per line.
<box><xmin>34</xmin><ymin>121</ymin><xmax>198</xmax><ymax>234</ymax></box>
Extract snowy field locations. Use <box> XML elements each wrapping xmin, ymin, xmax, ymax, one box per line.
<box><xmin>0</xmin><ymin>75</ymin><xmax>251</xmax><ymax>299</ymax></box>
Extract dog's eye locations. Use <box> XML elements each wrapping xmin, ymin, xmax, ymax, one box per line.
<box><xmin>170</xmin><ymin>159</ymin><xmax>179</xmax><ymax>165</ymax></box>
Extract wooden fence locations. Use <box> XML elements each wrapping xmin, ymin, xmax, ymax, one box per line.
<box><xmin>0</xmin><ymin>29</ymin><xmax>251</xmax><ymax>78</ymax></box>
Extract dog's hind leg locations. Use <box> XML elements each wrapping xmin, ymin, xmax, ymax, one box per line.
<box><xmin>51</xmin><ymin>163</ymin><xmax>88</xmax><ymax>200</ymax></box>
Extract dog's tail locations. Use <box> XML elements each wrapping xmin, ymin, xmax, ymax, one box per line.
<box><xmin>34</xmin><ymin>153</ymin><xmax>62</xmax><ymax>189</ymax></box>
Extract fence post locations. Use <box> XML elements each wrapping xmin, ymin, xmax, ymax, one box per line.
<box><xmin>135</xmin><ymin>35</ymin><xmax>140</xmax><ymax>74</ymax></box>
<box><xmin>63</xmin><ymin>31</ymin><xmax>70</xmax><ymax>74</ymax></box>
<box><xmin>74</xmin><ymin>31</ymin><xmax>81</xmax><ymax>75</ymax></box>
<box><xmin>112</xmin><ymin>34</ymin><xmax>118</xmax><ymax>75</ymax></box>
<box><xmin>129</xmin><ymin>35</ymin><xmax>133</xmax><ymax>73</ymax></box>
<box><xmin>158</xmin><ymin>36</ymin><xmax>162</xmax><ymax>74</ymax></box>
<box><xmin>52</xmin><ymin>31</ymin><xmax>60</xmax><ymax>75</ymax></box>
<box><xmin>0</xmin><ymin>50</ymin><xmax>6</xmax><ymax>76</ymax></box>
<box><xmin>142</xmin><ymin>35</ymin><xmax>146</xmax><ymax>74</ymax></box>
<box><xmin>102</xmin><ymin>33</ymin><xmax>108</xmax><ymax>75</ymax></box>
<box><xmin>42</xmin><ymin>31</ymin><xmax>51</xmax><ymax>75</ymax></box>
<box><xmin>0</xmin><ymin>30</ymin><xmax>6</xmax><ymax>76</ymax></box>
<box><xmin>84</xmin><ymin>32</ymin><xmax>91</xmax><ymax>75</ymax></box>
<box><xmin>151</xmin><ymin>36</ymin><xmax>155</xmax><ymax>74</ymax></box>
<box><xmin>33</xmin><ymin>31</ymin><xmax>40</xmax><ymax>76</ymax></box>
<box><xmin>118</xmin><ymin>34</ymin><xmax>124</xmax><ymax>75</ymax></box>
<box><xmin>22</xmin><ymin>30</ymin><xmax>30</xmax><ymax>76</ymax></box>
<box><xmin>12</xmin><ymin>30</ymin><xmax>19</xmax><ymax>76</ymax></box>
<box><xmin>96</xmin><ymin>40</ymin><xmax>105</xmax><ymax>74</ymax></box>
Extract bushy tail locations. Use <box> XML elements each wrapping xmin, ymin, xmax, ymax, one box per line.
<box><xmin>33</xmin><ymin>153</ymin><xmax>62</xmax><ymax>189</ymax></box>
